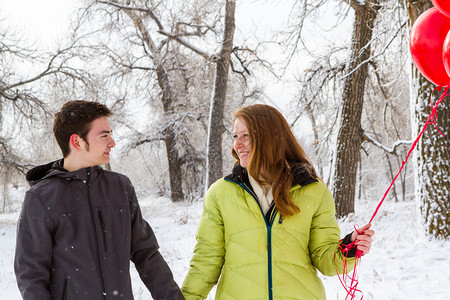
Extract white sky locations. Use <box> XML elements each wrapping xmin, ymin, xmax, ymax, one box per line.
<box><xmin>0</xmin><ymin>0</ymin><xmax>72</xmax><ymax>48</ymax></box>
<box><xmin>0</xmin><ymin>0</ymin><xmax>298</xmax><ymax>112</ymax></box>
<box><xmin>0</xmin><ymin>0</ymin><xmax>351</xmax><ymax>115</ymax></box>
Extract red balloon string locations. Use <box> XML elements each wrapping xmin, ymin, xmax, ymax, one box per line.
<box><xmin>336</xmin><ymin>226</ymin><xmax>364</xmax><ymax>300</ymax></box>
<box><xmin>369</xmin><ymin>84</ymin><xmax>449</xmax><ymax>224</ymax></box>
<box><xmin>337</xmin><ymin>85</ymin><xmax>449</xmax><ymax>300</ymax></box>
<box><xmin>430</xmin><ymin>86</ymin><xmax>448</xmax><ymax>138</ymax></box>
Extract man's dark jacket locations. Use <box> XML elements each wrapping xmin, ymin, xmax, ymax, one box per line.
<box><xmin>14</xmin><ymin>160</ymin><xmax>184</xmax><ymax>300</ymax></box>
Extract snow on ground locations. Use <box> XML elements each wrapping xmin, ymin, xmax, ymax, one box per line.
<box><xmin>0</xmin><ymin>193</ymin><xmax>449</xmax><ymax>299</ymax></box>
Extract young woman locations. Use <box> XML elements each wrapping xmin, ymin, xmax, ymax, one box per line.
<box><xmin>182</xmin><ymin>104</ymin><xmax>374</xmax><ymax>300</ymax></box>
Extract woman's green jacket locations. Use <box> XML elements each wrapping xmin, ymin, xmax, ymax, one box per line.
<box><xmin>182</xmin><ymin>166</ymin><xmax>355</xmax><ymax>300</ymax></box>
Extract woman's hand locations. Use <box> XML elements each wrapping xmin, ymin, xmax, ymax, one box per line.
<box><xmin>351</xmin><ymin>223</ymin><xmax>375</xmax><ymax>255</ymax></box>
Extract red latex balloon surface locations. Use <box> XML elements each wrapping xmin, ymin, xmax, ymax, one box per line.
<box><xmin>432</xmin><ymin>0</ymin><xmax>450</xmax><ymax>18</ymax></box>
<box><xmin>443</xmin><ymin>30</ymin><xmax>450</xmax><ymax>77</ymax></box>
<box><xmin>410</xmin><ymin>7</ymin><xmax>450</xmax><ymax>86</ymax></box>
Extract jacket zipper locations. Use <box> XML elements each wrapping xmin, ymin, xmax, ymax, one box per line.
<box><xmin>85</xmin><ymin>169</ymin><xmax>107</xmax><ymax>299</ymax></box>
<box><xmin>98</xmin><ymin>211</ymin><xmax>108</xmax><ymax>252</ymax></box>
<box><xmin>226</xmin><ymin>178</ymin><xmax>275</xmax><ymax>300</ymax></box>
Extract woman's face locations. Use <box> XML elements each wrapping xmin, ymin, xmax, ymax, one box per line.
<box><xmin>233</xmin><ymin>117</ymin><xmax>251</xmax><ymax>168</ymax></box>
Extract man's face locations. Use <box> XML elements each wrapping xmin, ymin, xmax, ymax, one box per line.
<box><xmin>80</xmin><ymin>116</ymin><xmax>116</xmax><ymax>167</ymax></box>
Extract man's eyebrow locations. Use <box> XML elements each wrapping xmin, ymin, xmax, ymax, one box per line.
<box><xmin>99</xmin><ymin>130</ymin><xmax>112</xmax><ymax>134</ymax></box>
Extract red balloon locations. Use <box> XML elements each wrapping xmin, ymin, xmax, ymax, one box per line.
<box><xmin>432</xmin><ymin>0</ymin><xmax>450</xmax><ymax>18</ymax></box>
<box><xmin>410</xmin><ymin>7</ymin><xmax>450</xmax><ymax>86</ymax></box>
<box><xmin>443</xmin><ymin>30</ymin><xmax>450</xmax><ymax>77</ymax></box>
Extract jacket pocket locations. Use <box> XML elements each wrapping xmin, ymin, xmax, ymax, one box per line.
<box><xmin>97</xmin><ymin>206</ymin><xmax>128</xmax><ymax>256</ymax></box>
<box><xmin>98</xmin><ymin>210</ymin><xmax>108</xmax><ymax>252</ymax></box>
<box><xmin>62</xmin><ymin>277</ymin><xmax>68</xmax><ymax>300</ymax></box>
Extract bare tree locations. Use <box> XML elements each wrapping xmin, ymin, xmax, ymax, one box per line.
<box><xmin>286</xmin><ymin>0</ymin><xmax>381</xmax><ymax>216</ymax></box>
<box><xmin>290</xmin><ymin>0</ymin><xmax>449</xmax><ymax>237</ymax></box>
<box><xmin>405</xmin><ymin>0</ymin><xmax>449</xmax><ymax>239</ymax></box>
<box><xmin>291</xmin><ymin>48</ymin><xmax>347</xmax><ymax>183</ymax></box>
<box><xmin>205</xmin><ymin>0</ymin><xmax>236</xmax><ymax>188</ymax></box>
<box><xmin>77</xmin><ymin>0</ymin><xmax>243</xmax><ymax>201</ymax></box>
<box><xmin>0</xmin><ymin>20</ymin><xmax>92</xmax><ymax>210</ymax></box>
<box><xmin>331</xmin><ymin>0</ymin><xmax>382</xmax><ymax>217</ymax></box>
<box><xmin>288</xmin><ymin>0</ymin><xmax>419</xmax><ymax>217</ymax></box>
<box><xmin>81</xmin><ymin>0</ymin><xmax>263</xmax><ymax>200</ymax></box>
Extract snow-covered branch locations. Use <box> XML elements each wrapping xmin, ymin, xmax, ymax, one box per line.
<box><xmin>341</xmin><ymin>20</ymin><xmax>407</xmax><ymax>80</ymax></box>
<box><xmin>363</xmin><ymin>132</ymin><xmax>412</xmax><ymax>154</ymax></box>
<box><xmin>157</xmin><ymin>31</ymin><xmax>212</xmax><ymax>60</ymax></box>
<box><xmin>96</xmin><ymin>0</ymin><xmax>164</xmax><ymax>30</ymax></box>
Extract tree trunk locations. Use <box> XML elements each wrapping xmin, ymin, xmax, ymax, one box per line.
<box><xmin>163</xmin><ymin>127</ymin><xmax>184</xmax><ymax>202</ymax></box>
<box><xmin>332</xmin><ymin>1</ymin><xmax>379</xmax><ymax>217</ymax></box>
<box><xmin>406</xmin><ymin>0</ymin><xmax>450</xmax><ymax>239</ymax></box>
<box><xmin>128</xmin><ymin>12</ymin><xmax>184</xmax><ymax>202</ymax></box>
<box><xmin>305</xmin><ymin>103</ymin><xmax>323</xmax><ymax>176</ymax></box>
<box><xmin>205</xmin><ymin>0</ymin><xmax>236</xmax><ymax>189</ymax></box>
<box><xmin>156</xmin><ymin>63</ymin><xmax>184</xmax><ymax>202</ymax></box>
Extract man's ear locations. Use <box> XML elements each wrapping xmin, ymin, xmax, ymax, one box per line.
<box><xmin>69</xmin><ymin>134</ymin><xmax>81</xmax><ymax>151</ymax></box>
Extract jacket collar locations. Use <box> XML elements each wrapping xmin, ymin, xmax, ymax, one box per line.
<box><xmin>26</xmin><ymin>159</ymin><xmax>104</xmax><ymax>187</ymax></box>
<box><xmin>225</xmin><ymin>163</ymin><xmax>318</xmax><ymax>189</ymax></box>
<box><xmin>225</xmin><ymin>164</ymin><xmax>250</xmax><ymax>186</ymax></box>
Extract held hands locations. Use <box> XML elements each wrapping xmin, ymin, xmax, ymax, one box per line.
<box><xmin>350</xmin><ymin>223</ymin><xmax>375</xmax><ymax>255</ymax></box>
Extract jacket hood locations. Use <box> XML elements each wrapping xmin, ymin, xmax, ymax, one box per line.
<box><xmin>26</xmin><ymin>159</ymin><xmax>103</xmax><ymax>187</ymax></box>
<box><xmin>26</xmin><ymin>160</ymin><xmax>63</xmax><ymax>187</ymax></box>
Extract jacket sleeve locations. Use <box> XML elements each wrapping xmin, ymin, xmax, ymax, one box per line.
<box><xmin>308</xmin><ymin>184</ymin><xmax>356</xmax><ymax>276</ymax></box>
<box><xmin>128</xmin><ymin>183</ymin><xmax>184</xmax><ymax>300</ymax></box>
<box><xmin>14</xmin><ymin>192</ymin><xmax>53</xmax><ymax>300</ymax></box>
<box><xmin>181</xmin><ymin>185</ymin><xmax>225</xmax><ymax>300</ymax></box>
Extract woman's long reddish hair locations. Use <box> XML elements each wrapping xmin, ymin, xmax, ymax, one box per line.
<box><xmin>232</xmin><ymin>104</ymin><xmax>317</xmax><ymax>217</ymax></box>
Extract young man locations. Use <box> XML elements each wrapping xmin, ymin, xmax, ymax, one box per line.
<box><xmin>14</xmin><ymin>100</ymin><xmax>184</xmax><ymax>300</ymax></box>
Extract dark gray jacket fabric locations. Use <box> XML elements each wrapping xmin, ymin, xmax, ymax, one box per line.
<box><xmin>14</xmin><ymin>160</ymin><xmax>184</xmax><ymax>300</ymax></box>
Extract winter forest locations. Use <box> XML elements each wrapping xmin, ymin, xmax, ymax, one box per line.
<box><xmin>0</xmin><ymin>0</ymin><xmax>449</xmax><ymax>299</ymax></box>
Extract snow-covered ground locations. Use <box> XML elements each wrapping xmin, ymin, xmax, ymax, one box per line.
<box><xmin>1</xmin><ymin>192</ymin><xmax>449</xmax><ymax>299</ymax></box>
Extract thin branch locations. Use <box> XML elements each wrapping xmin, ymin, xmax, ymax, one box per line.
<box><xmin>363</xmin><ymin>132</ymin><xmax>412</xmax><ymax>154</ymax></box>
<box><xmin>341</xmin><ymin>20</ymin><xmax>407</xmax><ymax>79</ymax></box>
<box><xmin>97</xmin><ymin>0</ymin><xmax>164</xmax><ymax>30</ymax></box>
<box><xmin>157</xmin><ymin>30</ymin><xmax>212</xmax><ymax>60</ymax></box>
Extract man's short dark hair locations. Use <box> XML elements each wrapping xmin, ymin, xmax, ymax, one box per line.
<box><xmin>53</xmin><ymin>100</ymin><xmax>113</xmax><ymax>157</ymax></box>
